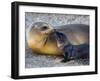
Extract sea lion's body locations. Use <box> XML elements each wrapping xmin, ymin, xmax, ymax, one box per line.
<box><xmin>55</xmin><ymin>24</ymin><xmax>89</xmax><ymax>45</ymax></box>
<box><xmin>26</xmin><ymin>22</ymin><xmax>89</xmax><ymax>55</ymax></box>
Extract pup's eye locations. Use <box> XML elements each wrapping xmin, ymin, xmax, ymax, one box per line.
<box><xmin>41</xmin><ymin>26</ymin><xmax>48</xmax><ymax>30</ymax></box>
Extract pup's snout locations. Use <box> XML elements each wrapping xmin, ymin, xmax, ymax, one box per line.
<box><xmin>53</xmin><ymin>29</ymin><xmax>56</xmax><ymax>32</ymax></box>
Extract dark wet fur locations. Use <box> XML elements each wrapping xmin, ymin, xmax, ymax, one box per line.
<box><xmin>55</xmin><ymin>31</ymin><xmax>67</xmax><ymax>44</ymax></box>
<box><xmin>63</xmin><ymin>44</ymin><xmax>89</xmax><ymax>59</ymax></box>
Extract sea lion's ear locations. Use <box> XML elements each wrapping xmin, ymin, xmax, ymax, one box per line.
<box><xmin>31</xmin><ymin>24</ymin><xmax>40</xmax><ymax>32</ymax></box>
<box><xmin>29</xmin><ymin>23</ymin><xmax>35</xmax><ymax>31</ymax></box>
<box><xmin>32</xmin><ymin>24</ymin><xmax>37</xmax><ymax>29</ymax></box>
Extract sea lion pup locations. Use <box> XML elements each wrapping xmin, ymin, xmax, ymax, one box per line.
<box><xmin>53</xmin><ymin>30</ymin><xmax>89</xmax><ymax>62</ymax></box>
<box><xmin>26</xmin><ymin>22</ymin><xmax>89</xmax><ymax>56</ymax></box>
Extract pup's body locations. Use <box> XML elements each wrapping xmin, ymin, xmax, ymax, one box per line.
<box><xmin>61</xmin><ymin>43</ymin><xmax>89</xmax><ymax>62</ymax></box>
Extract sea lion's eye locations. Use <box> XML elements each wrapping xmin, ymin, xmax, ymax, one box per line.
<box><xmin>41</xmin><ymin>26</ymin><xmax>48</xmax><ymax>30</ymax></box>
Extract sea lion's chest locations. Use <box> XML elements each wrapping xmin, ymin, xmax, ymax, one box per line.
<box><xmin>28</xmin><ymin>34</ymin><xmax>62</xmax><ymax>55</ymax></box>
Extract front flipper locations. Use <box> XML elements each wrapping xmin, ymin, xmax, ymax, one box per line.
<box><xmin>61</xmin><ymin>53</ymin><xmax>71</xmax><ymax>63</ymax></box>
<box><xmin>61</xmin><ymin>44</ymin><xmax>78</xmax><ymax>63</ymax></box>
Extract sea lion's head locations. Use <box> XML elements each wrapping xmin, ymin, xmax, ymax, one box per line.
<box><xmin>30</xmin><ymin>22</ymin><xmax>54</xmax><ymax>36</ymax></box>
<box><xmin>27</xmin><ymin>22</ymin><xmax>55</xmax><ymax>49</ymax></box>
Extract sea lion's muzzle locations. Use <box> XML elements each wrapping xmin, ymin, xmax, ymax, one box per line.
<box><xmin>40</xmin><ymin>28</ymin><xmax>55</xmax><ymax>35</ymax></box>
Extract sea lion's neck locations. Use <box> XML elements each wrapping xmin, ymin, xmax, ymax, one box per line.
<box><xmin>28</xmin><ymin>32</ymin><xmax>48</xmax><ymax>48</ymax></box>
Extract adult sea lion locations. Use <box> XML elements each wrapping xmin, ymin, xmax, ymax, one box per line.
<box><xmin>26</xmin><ymin>22</ymin><xmax>89</xmax><ymax>56</ymax></box>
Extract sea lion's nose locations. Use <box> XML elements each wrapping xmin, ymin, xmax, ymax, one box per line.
<box><xmin>50</xmin><ymin>28</ymin><xmax>56</xmax><ymax>34</ymax></box>
<box><xmin>48</xmin><ymin>28</ymin><xmax>54</xmax><ymax>32</ymax></box>
<box><xmin>44</xmin><ymin>28</ymin><xmax>55</xmax><ymax>35</ymax></box>
<box><xmin>51</xmin><ymin>29</ymin><xmax>56</xmax><ymax>33</ymax></box>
